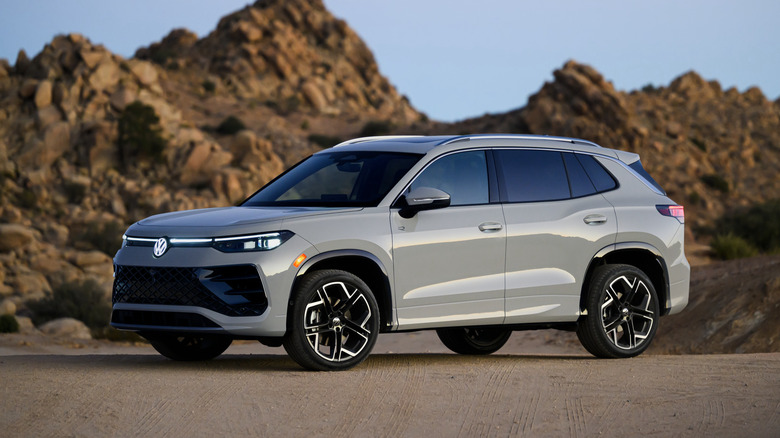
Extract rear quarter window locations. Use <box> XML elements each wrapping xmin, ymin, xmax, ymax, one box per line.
<box><xmin>576</xmin><ymin>154</ymin><xmax>617</xmax><ymax>192</ymax></box>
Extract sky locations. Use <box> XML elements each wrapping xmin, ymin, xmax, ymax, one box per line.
<box><xmin>1</xmin><ymin>0</ymin><xmax>778</xmax><ymax>122</ymax></box>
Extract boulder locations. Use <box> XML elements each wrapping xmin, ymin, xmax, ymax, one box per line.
<box><xmin>39</xmin><ymin>318</ymin><xmax>92</xmax><ymax>339</ymax></box>
<box><xmin>0</xmin><ymin>224</ymin><xmax>34</xmax><ymax>252</ymax></box>
<box><xmin>109</xmin><ymin>87</ymin><xmax>136</xmax><ymax>111</ymax></box>
<box><xmin>129</xmin><ymin>60</ymin><xmax>158</xmax><ymax>86</ymax></box>
<box><xmin>34</xmin><ymin>80</ymin><xmax>53</xmax><ymax>109</ymax></box>
<box><xmin>0</xmin><ymin>298</ymin><xmax>15</xmax><ymax>315</ymax></box>
<box><xmin>19</xmin><ymin>78</ymin><xmax>39</xmax><ymax>98</ymax></box>
<box><xmin>88</xmin><ymin>60</ymin><xmax>120</xmax><ymax>91</ymax></box>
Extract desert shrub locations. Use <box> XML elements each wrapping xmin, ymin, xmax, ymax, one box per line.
<box><xmin>300</xmin><ymin>119</ymin><xmax>309</xmax><ymax>130</ymax></box>
<box><xmin>359</xmin><ymin>120</ymin><xmax>392</xmax><ymax>137</ymax></box>
<box><xmin>0</xmin><ymin>314</ymin><xmax>19</xmax><ymax>333</ymax></box>
<box><xmin>216</xmin><ymin>115</ymin><xmax>246</xmax><ymax>135</ymax></box>
<box><xmin>710</xmin><ymin>233</ymin><xmax>758</xmax><ymax>260</ymax></box>
<box><xmin>641</xmin><ymin>83</ymin><xmax>656</xmax><ymax>93</ymax></box>
<box><xmin>27</xmin><ymin>279</ymin><xmax>111</xmax><ymax>330</ymax></box>
<box><xmin>700</xmin><ymin>174</ymin><xmax>729</xmax><ymax>193</ymax></box>
<box><xmin>150</xmin><ymin>48</ymin><xmax>176</xmax><ymax>66</ymax></box>
<box><xmin>17</xmin><ymin>189</ymin><xmax>37</xmax><ymax>209</ymax></box>
<box><xmin>688</xmin><ymin>191</ymin><xmax>701</xmax><ymax>206</ymax></box>
<box><xmin>308</xmin><ymin>134</ymin><xmax>342</xmax><ymax>149</ymax></box>
<box><xmin>714</xmin><ymin>199</ymin><xmax>780</xmax><ymax>253</ymax></box>
<box><xmin>64</xmin><ymin>181</ymin><xmax>87</xmax><ymax>204</ymax></box>
<box><xmin>117</xmin><ymin>101</ymin><xmax>167</xmax><ymax>169</ymax></box>
<box><xmin>75</xmin><ymin>220</ymin><xmax>125</xmax><ymax>256</ymax></box>
<box><xmin>202</xmin><ymin>80</ymin><xmax>216</xmax><ymax>93</ymax></box>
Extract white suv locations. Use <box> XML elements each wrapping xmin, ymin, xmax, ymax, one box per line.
<box><xmin>112</xmin><ymin>134</ymin><xmax>690</xmax><ymax>370</ymax></box>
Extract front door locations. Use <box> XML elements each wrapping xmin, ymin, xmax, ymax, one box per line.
<box><xmin>391</xmin><ymin>150</ymin><xmax>506</xmax><ymax>330</ymax></box>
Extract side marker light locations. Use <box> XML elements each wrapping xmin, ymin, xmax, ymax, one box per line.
<box><xmin>293</xmin><ymin>254</ymin><xmax>307</xmax><ymax>268</ymax></box>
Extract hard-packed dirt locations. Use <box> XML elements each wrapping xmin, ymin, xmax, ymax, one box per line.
<box><xmin>1</xmin><ymin>350</ymin><xmax>778</xmax><ymax>437</ymax></box>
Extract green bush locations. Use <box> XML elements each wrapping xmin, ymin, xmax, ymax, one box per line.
<box><xmin>710</xmin><ymin>233</ymin><xmax>758</xmax><ymax>260</ymax></box>
<box><xmin>359</xmin><ymin>120</ymin><xmax>392</xmax><ymax>137</ymax></box>
<box><xmin>27</xmin><ymin>279</ymin><xmax>111</xmax><ymax>330</ymax></box>
<box><xmin>308</xmin><ymin>134</ymin><xmax>342</xmax><ymax>149</ymax></box>
<box><xmin>0</xmin><ymin>314</ymin><xmax>19</xmax><ymax>333</ymax></box>
<box><xmin>17</xmin><ymin>189</ymin><xmax>37</xmax><ymax>209</ymax></box>
<box><xmin>216</xmin><ymin>115</ymin><xmax>246</xmax><ymax>135</ymax></box>
<box><xmin>202</xmin><ymin>80</ymin><xmax>216</xmax><ymax>93</ymax></box>
<box><xmin>688</xmin><ymin>191</ymin><xmax>701</xmax><ymax>206</ymax></box>
<box><xmin>714</xmin><ymin>199</ymin><xmax>780</xmax><ymax>253</ymax></box>
<box><xmin>700</xmin><ymin>174</ymin><xmax>729</xmax><ymax>193</ymax></box>
<box><xmin>118</xmin><ymin>101</ymin><xmax>167</xmax><ymax>169</ymax></box>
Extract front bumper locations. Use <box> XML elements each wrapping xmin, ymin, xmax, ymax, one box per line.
<box><xmin>110</xmin><ymin>235</ymin><xmax>315</xmax><ymax>337</ymax></box>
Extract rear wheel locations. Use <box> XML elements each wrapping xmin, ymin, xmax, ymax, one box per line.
<box><xmin>577</xmin><ymin>264</ymin><xmax>659</xmax><ymax>358</ymax></box>
<box><xmin>145</xmin><ymin>333</ymin><xmax>232</xmax><ymax>361</ymax></box>
<box><xmin>436</xmin><ymin>327</ymin><xmax>511</xmax><ymax>355</ymax></box>
<box><xmin>284</xmin><ymin>270</ymin><xmax>379</xmax><ymax>371</ymax></box>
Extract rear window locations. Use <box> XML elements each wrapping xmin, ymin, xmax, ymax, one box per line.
<box><xmin>576</xmin><ymin>154</ymin><xmax>617</xmax><ymax>192</ymax></box>
<box><xmin>628</xmin><ymin>160</ymin><xmax>666</xmax><ymax>195</ymax></box>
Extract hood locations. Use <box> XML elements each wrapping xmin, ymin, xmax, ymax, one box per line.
<box><xmin>127</xmin><ymin>206</ymin><xmax>359</xmax><ymax>238</ymax></box>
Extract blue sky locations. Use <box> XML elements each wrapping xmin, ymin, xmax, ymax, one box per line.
<box><xmin>1</xmin><ymin>0</ymin><xmax>778</xmax><ymax>122</ymax></box>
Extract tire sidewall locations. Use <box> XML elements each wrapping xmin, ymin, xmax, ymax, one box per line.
<box><xmin>581</xmin><ymin>264</ymin><xmax>660</xmax><ymax>358</ymax></box>
<box><xmin>285</xmin><ymin>270</ymin><xmax>379</xmax><ymax>371</ymax></box>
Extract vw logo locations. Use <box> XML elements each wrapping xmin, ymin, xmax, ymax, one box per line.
<box><xmin>153</xmin><ymin>238</ymin><xmax>168</xmax><ymax>258</ymax></box>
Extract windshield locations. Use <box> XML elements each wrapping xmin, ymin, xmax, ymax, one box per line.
<box><xmin>242</xmin><ymin>151</ymin><xmax>423</xmax><ymax>207</ymax></box>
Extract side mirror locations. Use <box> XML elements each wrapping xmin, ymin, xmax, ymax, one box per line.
<box><xmin>398</xmin><ymin>187</ymin><xmax>451</xmax><ymax>218</ymax></box>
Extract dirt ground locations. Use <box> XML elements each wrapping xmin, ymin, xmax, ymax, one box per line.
<box><xmin>1</xmin><ymin>331</ymin><xmax>779</xmax><ymax>437</ymax></box>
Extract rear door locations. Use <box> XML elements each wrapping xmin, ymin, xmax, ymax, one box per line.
<box><xmin>494</xmin><ymin>150</ymin><xmax>617</xmax><ymax>324</ymax></box>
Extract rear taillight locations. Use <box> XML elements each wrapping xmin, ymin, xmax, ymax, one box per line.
<box><xmin>656</xmin><ymin>205</ymin><xmax>684</xmax><ymax>223</ymax></box>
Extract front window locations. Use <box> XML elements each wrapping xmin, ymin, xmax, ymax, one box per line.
<box><xmin>242</xmin><ymin>151</ymin><xmax>422</xmax><ymax>207</ymax></box>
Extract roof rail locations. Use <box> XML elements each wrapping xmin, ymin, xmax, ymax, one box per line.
<box><xmin>437</xmin><ymin>134</ymin><xmax>602</xmax><ymax>148</ymax></box>
<box><xmin>333</xmin><ymin>135</ymin><xmax>425</xmax><ymax>148</ymax></box>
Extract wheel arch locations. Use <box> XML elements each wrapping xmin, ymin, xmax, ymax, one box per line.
<box><xmin>294</xmin><ymin>250</ymin><xmax>394</xmax><ymax>332</ymax></box>
<box><xmin>581</xmin><ymin>242</ymin><xmax>671</xmax><ymax>316</ymax></box>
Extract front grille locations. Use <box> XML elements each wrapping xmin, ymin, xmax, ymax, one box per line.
<box><xmin>113</xmin><ymin>265</ymin><xmax>267</xmax><ymax>317</ymax></box>
<box><xmin>111</xmin><ymin>309</ymin><xmax>220</xmax><ymax>328</ymax></box>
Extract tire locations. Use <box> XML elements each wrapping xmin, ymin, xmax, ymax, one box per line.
<box><xmin>577</xmin><ymin>264</ymin><xmax>660</xmax><ymax>358</ymax></box>
<box><xmin>145</xmin><ymin>333</ymin><xmax>232</xmax><ymax>361</ymax></box>
<box><xmin>436</xmin><ymin>327</ymin><xmax>511</xmax><ymax>355</ymax></box>
<box><xmin>283</xmin><ymin>270</ymin><xmax>380</xmax><ymax>371</ymax></box>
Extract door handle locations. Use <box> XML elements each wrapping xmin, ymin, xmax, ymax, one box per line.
<box><xmin>583</xmin><ymin>214</ymin><xmax>607</xmax><ymax>225</ymax></box>
<box><xmin>478</xmin><ymin>222</ymin><xmax>503</xmax><ymax>232</ymax></box>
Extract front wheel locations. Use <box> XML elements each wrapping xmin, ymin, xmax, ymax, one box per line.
<box><xmin>283</xmin><ymin>270</ymin><xmax>379</xmax><ymax>371</ymax></box>
<box><xmin>436</xmin><ymin>327</ymin><xmax>511</xmax><ymax>355</ymax></box>
<box><xmin>577</xmin><ymin>264</ymin><xmax>659</xmax><ymax>358</ymax></box>
<box><xmin>145</xmin><ymin>333</ymin><xmax>232</xmax><ymax>361</ymax></box>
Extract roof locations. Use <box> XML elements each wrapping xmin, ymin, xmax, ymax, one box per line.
<box><xmin>324</xmin><ymin>134</ymin><xmax>606</xmax><ymax>155</ymax></box>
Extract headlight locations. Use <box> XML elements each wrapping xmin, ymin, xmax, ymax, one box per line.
<box><xmin>213</xmin><ymin>231</ymin><xmax>294</xmax><ymax>253</ymax></box>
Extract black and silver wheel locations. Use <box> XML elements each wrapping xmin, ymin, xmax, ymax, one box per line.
<box><xmin>145</xmin><ymin>333</ymin><xmax>232</xmax><ymax>361</ymax></box>
<box><xmin>436</xmin><ymin>327</ymin><xmax>511</xmax><ymax>355</ymax></box>
<box><xmin>284</xmin><ymin>270</ymin><xmax>379</xmax><ymax>371</ymax></box>
<box><xmin>577</xmin><ymin>264</ymin><xmax>659</xmax><ymax>358</ymax></box>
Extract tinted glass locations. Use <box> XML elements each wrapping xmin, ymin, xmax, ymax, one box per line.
<box><xmin>629</xmin><ymin>160</ymin><xmax>666</xmax><ymax>194</ymax></box>
<box><xmin>495</xmin><ymin>150</ymin><xmax>570</xmax><ymax>202</ymax></box>
<box><xmin>243</xmin><ymin>151</ymin><xmax>422</xmax><ymax>207</ymax></box>
<box><xmin>576</xmin><ymin>154</ymin><xmax>617</xmax><ymax>192</ymax></box>
<box><xmin>563</xmin><ymin>153</ymin><xmax>597</xmax><ymax>198</ymax></box>
<box><xmin>409</xmin><ymin>151</ymin><xmax>489</xmax><ymax>206</ymax></box>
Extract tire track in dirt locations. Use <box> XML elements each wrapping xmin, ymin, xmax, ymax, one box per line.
<box><xmin>455</xmin><ymin>359</ymin><xmax>516</xmax><ymax>437</ymax></box>
<box><xmin>508</xmin><ymin>388</ymin><xmax>541</xmax><ymax>436</ymax></box>
<box><xmin>353</xmin><ymin>355</ymin><xmax>426</xmax><ymax>438</ymax></box>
